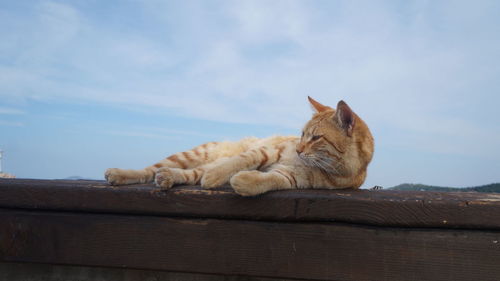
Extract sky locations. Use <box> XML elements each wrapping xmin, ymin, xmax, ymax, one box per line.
<box><xmin>0</xmin><ymin>0</ymin><xmax>499</xmax><ymax>188</ymax></box>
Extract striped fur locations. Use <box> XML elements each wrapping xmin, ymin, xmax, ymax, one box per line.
<box><xmin>105</xmin><ymin>97</ymin><xmax>374</xmax><ymax>196</ymax></box>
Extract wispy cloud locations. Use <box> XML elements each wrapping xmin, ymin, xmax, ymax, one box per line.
<box><xmin>107</xmin><ymin>130</ymin><xmax>182</xmax><ymax>140</ymax></box>
<box><xmin>1</xmin><ymin>0</ymin><xmax>499</xmax><ymax>159</ymax></box>
<box><xmin>106</xmin><ymin>127</ymin><xmax>222</xmax><ymax>141</ymax></box>
<box><xmin>0</xmin><ymin>120</ymin><xmax>24</xmax><ymax>127</ymax></box>
<box><xmin>0</xmin><ymin>107</ymin><xmax>25</xmax><ymax>115</ymax></box>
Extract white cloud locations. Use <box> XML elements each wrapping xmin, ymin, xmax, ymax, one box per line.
<box><xmin>37</xmin><ymin>1</ymin><xmax>80</xmax><ymax>43</ymax></box>
<box><xmin>226</xmin><ymin>0</ymin><xmax>310</xmax><ymax>44</ymax></box>
<box><xmin>107</xmin><ymin>130</ymin><xmax>181</xmax><ymax>140</ymax></box>
<box><xmin>1</xmin><ymin>0</ymin><xmax>499</xmax><ymax>159</ymax></box>
<box><xmin>106</xmin><ymin>126</ymin><xmax>222</xmax><ymax>140</ymax></box>
<box><xmin>0</xmin><ymin>120</ymin><xmax>24</xmax><ymax>127</ymax></box>
<box><xmin>0</xmin><ymin>107</ymin><xmax>25</xmax><ymax>115</ymax></box>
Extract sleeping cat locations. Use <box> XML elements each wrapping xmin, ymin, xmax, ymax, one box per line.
<box><xmin>105</xmin><ymin>97</ymin><xmax>374</xmax><ymax>196</ymax></box>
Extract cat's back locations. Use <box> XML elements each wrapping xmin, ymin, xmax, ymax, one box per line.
<box><xmin>212</xmin><ymin>136</ymin><xmax>297</xmax><ymax>159</ymax></box>
<box><xmin>249</xmin><ymin>136</ymin><xmax>300</xmax><ymax>165</ymax></box>
<box><xmin>247</xmin><ymin>135</ymin><xmax>299</xmax><ymax>149</ymax></box>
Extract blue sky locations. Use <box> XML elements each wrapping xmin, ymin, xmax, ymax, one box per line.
<box><xmin>1</xmin><ymin>0</ymin><xmax>499</xmax><ymax>188</ymax></box>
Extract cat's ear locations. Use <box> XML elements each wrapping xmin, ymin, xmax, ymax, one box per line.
<box><xmin>308</xmin><ymin>96</ymin><xmax>332</xmax><ymax>113</ymax></box>
<box><xmin>335</xmin><ymin>100</ymin><xmax>355</xmax><ymax>137</ymax></box>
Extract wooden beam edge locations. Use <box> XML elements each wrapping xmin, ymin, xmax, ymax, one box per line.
<box><xmin>1</xmin><ymin>179</ymin><xmax>500</xmax><ymax>229</ymax></box>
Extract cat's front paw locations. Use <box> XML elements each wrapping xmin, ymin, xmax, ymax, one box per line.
<box><xmin>201</xmin><ymin>168</ymin><xmax>231</xmax><ymax>188</ymax></box>
<box><xmin>230</xmin><ymin>171</ymin><xmax>264</xmax><ymax>196</ymax></box>
<box><xmin>155</xmin><ymin>167</ymin><xmax>174</xmax><ymax>190</ymax></box>
<box><xmin>105</xmin><ymin>168</ymin><xmax>128</xmax><ymax>185</ymax></box>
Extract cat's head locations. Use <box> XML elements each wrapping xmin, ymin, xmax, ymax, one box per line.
<box><xmin>297</xmin><ymin>97</ymin><xmax>374</xmax><ymax>180</ymax></box>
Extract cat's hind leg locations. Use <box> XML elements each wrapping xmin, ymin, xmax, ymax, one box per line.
<box><xmin>155</xmin><ymin>167</ymin><xmax>203</xmax><ymax>190</ymax></box>
<box><xmin>105</xmin><ymin>140</ymin><xmax>255</xmax><ymax>186</ymax></box>
<box><xmin>230</xmin><ymin>169</ymin><xmax>296</xmax><ymax>196</ymax></box>
<box><xmin>200</xmin><ymin>145</ymin><xmax>284</xmax><ymax>188</ymax></box>
<box><xmin>154</xmin><ymin>157</ymin><xmax>231</xmax><ymax>189</ymax></box>
<box><xmin>105</xmin><ymin>141</ymin><xmax>222</xmax><ymax>186</ymax></box>
<box><xmin>153</xmin><ymin>140</ymin><xmax>253</xmax><ymax>171</ymax></box>
<box><xmin>105</xmin><ymin>168</ymin><xmax>156</xmax><ymax>185</ymax></box>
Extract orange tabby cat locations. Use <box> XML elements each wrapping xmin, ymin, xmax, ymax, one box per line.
<box><xmin>105</xmin><ymin>97</ymin><xmax>374</xmax><ymax>196</ymax></box>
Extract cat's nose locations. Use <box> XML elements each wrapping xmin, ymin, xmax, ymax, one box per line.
<box><xmin>296</xmin><ymin>144</ymin><xmax>304</xmax><ymax>155</ymax></box>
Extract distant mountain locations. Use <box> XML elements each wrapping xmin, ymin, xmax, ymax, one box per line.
<box><xmin>64</xmin><ymin>176</ymin><xmax>88</xmax><ymax>180</ymax></box>
<box><xmin>389</xmin><ymin>183</ymin><xmax>500</xmax><ymax>193</ymax></box>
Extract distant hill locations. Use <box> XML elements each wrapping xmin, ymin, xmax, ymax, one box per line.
<box><xmin>64</xmin><ymin>176</ymin><xmax>88</xmax><ymax>180</ymax></box>
<box><xmin>389</xmin><ymin>183</ymin><xmax>500</xmax><ymax>193</ymax></box>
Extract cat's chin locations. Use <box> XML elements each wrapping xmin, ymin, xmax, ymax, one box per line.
<box><xmin>298</xmin><ymin>155</ymin><xmax>338</xmax><ymax>174</ymax></box>
<box><xmin>297</xmin><ymin>154</ymin><xmax>315</xmax><ymax>167</ymax></box>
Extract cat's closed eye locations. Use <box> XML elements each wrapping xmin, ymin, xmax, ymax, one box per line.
<box><xmin>311</xmin><ymin>135</ymin><xmax>322</xmax><ymax>141</ymax></box>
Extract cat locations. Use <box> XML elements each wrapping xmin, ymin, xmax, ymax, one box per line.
<box><xmin>105</xmin><ymin>97</ymin><xmax>374</xmax><ymax>196</ymax></box>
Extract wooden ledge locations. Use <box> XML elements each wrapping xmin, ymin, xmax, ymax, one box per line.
<box><xmin>2</xmin><ymin>179</ymin><xmax>500</xmax><ymax>280</ymax></box>
<box><xmin>1</xmin><ymin>178</ymin><xmax>500</xmax><ymax>229</ymax></box>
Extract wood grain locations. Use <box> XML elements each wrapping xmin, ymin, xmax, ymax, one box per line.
<box><xmin>0</xmin><ymin>262</ymin><xmax>304</xmax><ymax>281</ymax></box>
<box><xmin>2</xmin><ymin>179</ymin><xmax>500</xmax><ymax>229</ymax></box>
<box><xmin>1</xmin><ymin>208</ymin><xmax>500</xmax><ymax>281</ymax></box>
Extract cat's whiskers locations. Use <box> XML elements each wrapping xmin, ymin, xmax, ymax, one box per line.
<box><xmin>299</xmin><ymin>154</ymin><xmax>323</xmax><ymax>170</ymax></box>
<box><xmin>309</xmin><ymin>158</ymin><xmax>323</xmax><ymax>170</ymax></box>
<box><xmin>314</xmin><ymin>152</ymin><xmax>344</xmax><ymax>175</ymax></box>
<box><xmin>317</xmin><ymin>158</ymin><xmax>338</xmax><ymax>174</ymax></box>
<box><xmin>302</xmin><ymin>153</ymin><xmax>336</xmax><ymax>175</ymax></box>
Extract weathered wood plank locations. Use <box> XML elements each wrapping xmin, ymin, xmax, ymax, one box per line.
<box><xmin>2</xmin><ymin>178</ymin><xmax>500</xmax><ymax>229</ymax></box>
<box><xmin>0</xmin><ymin>262</ymin><xmax>303</xmax><ymax>281</ymax></box>
<box><xmin>1</xmin><ymin>208</ymin><xmax>500</xmax><ymax>281</ymax></box>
